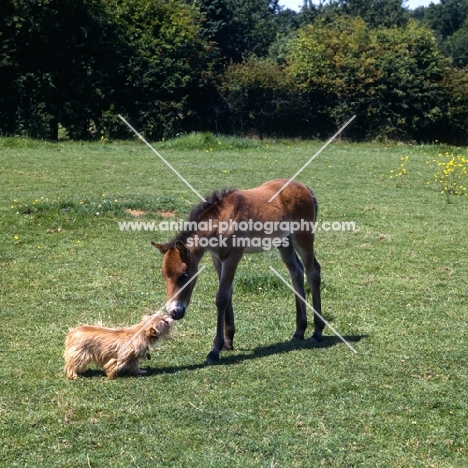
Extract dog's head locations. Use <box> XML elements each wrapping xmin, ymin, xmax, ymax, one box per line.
<box><xmin>145</xmin><ymin>314</ymin><xmax>174</xmax><ymax>344</ymax></box>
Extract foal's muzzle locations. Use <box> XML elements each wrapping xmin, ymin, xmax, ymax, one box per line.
<box><xmin>169</xmin><ymin>305</ymin><xmax>186</xmax><ymax>321</ymax></box>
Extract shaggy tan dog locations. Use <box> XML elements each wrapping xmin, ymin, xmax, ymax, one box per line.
<box><xmin>64</xmin><ymin>314</ymin><xmax>173</xmax><ymax>379</ymax></box>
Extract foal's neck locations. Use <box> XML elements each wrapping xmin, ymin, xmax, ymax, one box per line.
<box><xmin>187</xmin><ymin>236</ymin><xmax>206</xmax><ymax>261</ymax></box>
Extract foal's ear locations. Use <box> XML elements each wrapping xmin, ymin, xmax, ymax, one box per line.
<box><xmin>175</xmin><ymin>241</ymin><xmax>190</xmax><ymax>261</ymax></box>
<box><xmin>151</xmin><ymin>242</ymin><xmax>168</xmax><ymax>254</ymax></box>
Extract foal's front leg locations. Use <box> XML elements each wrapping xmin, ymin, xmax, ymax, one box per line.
<box><xmin>211</xmin><ymin>254</ymin><xmax>235</xmax><ymax>351</ymax></box>
<box><xmin>206</xmin><ymin>251</ymin><xmax>242</xmax><ymax>364</ymax></box>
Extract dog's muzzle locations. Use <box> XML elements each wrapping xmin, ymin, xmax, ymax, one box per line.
<box><xmin>169</xmin><ymin>305</ymin><xmax>186</xmax><ymax>320</ymax></box>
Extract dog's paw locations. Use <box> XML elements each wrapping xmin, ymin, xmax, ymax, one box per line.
<box><xmin>65</xmin><ymin>368</ymin><xmax>80</xmax><ymax>380</ymax></box>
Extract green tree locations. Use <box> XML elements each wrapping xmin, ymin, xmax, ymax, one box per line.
<box><xmin>442</xmin><ymin>17</ymin><xmax>468</xmax><ymax>66</ymax></box>
<box><xmin>108</xmin><ymin>0</ymin><xmax>219</xmax><ymax>139</ymax></box>
<box><xmin>0</xmin><ymin>0</ymin><xmax>219</xmax><ymax>139</ymax></box>
<box><xmin>286</xmin><ymin>17</ymin><xmax>449</xmax><ymax>140</ymax></box>
<box><xmin>412</xmin><ymin>1</ymin><xmax>468</xmax><ymax>67</ymax></box>
<box><xmin>443</xmin><ymin>66</ymin><xmax>468</xmax><ymax>142</ymax></box>
<box><xmin>191</xmin><ymin>0</ymin><xmax>281</xmax><ymax>62</ymax></box>
<box><xmin>325</xmin><ymin>0</ymin><xmax>409</xmax><ymax>28</ymax></box>
<box><xmin>0</xmin><ymin>0</ymin><xmax>125</xmax><ymax>139</ymax></box>
<box><xmin>423</xmin><ymin>0</ymin><xmax>468</xmax><ymax>39</ymax></box>
<box><xmin>220</xmin><ymin>55</ymin><xmax>297</xmax><ymax>136</ymax></box>
<box><xmin>410</xmin><ymin>5</ymin><xmax>426</xmax><ymax>22</ymax></box>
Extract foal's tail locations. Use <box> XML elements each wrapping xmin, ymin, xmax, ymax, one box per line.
<box><xmin>307</xmin><ymin>187</ymin><xmax>319</xmax><ymax>222</ymax></box>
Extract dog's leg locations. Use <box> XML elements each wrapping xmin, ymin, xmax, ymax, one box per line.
<box><xmin>127</xmin><ymin>359</ymin><xmax>148</xmax><ymax>375</ymax></box>
<box><xmin>103</xmin><ymin>358</ymin><xmax>118</xmax><ymax>379</ymax></box>
<box><xmin>64</xmin><ymin>350</ymin><xmax>88</xmax><ymax>379</ymax></box>
<box><xmin>64</xmin><ymin>365</ymin><xmax>81</xmax><ymax>380</ymax></box>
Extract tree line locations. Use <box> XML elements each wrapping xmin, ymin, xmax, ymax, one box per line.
<box><xmin>1</xmin><ymin>0</ymin><xmax>467</xmax><ymax>143</ymax></box>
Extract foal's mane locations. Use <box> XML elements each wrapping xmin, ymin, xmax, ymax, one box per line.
<box><xmin>171</xmin><ymin>188</ymin><xmax>236</xmax><ymax>245</ymax></box>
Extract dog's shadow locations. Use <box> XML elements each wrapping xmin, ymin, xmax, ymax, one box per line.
<box><xmin>145</xmin><ymin>334</ymin><xmax>367</xmax><ymax>376</ymax></box>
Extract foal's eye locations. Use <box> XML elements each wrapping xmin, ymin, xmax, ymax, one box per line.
<box><xmin>178</xmin><ymin>272</ymin><xmax>189</xmax><ymax>283</ymax></box>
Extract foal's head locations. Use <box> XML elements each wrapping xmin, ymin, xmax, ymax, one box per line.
<box><xmin>152</xmin><ymin>241</ymin><xmax>199</xmax><ymax>320</ymax></box>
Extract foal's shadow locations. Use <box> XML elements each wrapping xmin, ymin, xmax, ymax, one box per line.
<box><xmin>148</xmin><ymin>334</ymin><xmax>367</xmax><ymax>376</ymax></box>
<box><xmin>76</xmin><ymin>335</ymin><xmax>366</xmax><ymax>378</ymax></box>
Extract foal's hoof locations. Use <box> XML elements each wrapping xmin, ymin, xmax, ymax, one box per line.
<box><xmin>222</xmin><ymin>341</ymin><xmax>234</xmax><ymax>351</ymax></box>
<box><xmin>291</xmin><ymin>332</ymin><xmax>305</xmax><ymax>341</ymax></box>
<box><xmin>310</xmin><ymin>332</ymin><xmax>323</xmax><ymax>343</ymax></box>
<box><xmin>206</xmin><ymin>351</ymin><xmax>220</xmax><ymax>365</ymax></box>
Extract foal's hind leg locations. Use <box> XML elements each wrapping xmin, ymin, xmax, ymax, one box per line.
<box><xmin>309</xmin><ymin>254</ymin><xmax>325</xmax><ymax>341</ymax></box>
<box><xmin>279</xmin><ymin>239</ymin><xmax>308</xmax><ymax>340</ymax></box>
<box><xmin>293</xmin><ymin>233</ymin><xmax>325</xmax><ymax>342</ymax></box>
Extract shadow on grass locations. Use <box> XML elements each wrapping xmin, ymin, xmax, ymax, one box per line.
<box><xmin>75</xmin><ymin>335</ymin><xmax>367</xmax><ymax>379</ymax></box>
<box><xmin>150</xmin><ymin>334</ymin><xmax>367</xmax><ymax>375</ymax></box>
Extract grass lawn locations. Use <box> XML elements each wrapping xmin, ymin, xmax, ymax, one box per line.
<box><xmin>1</xmin><ymin>134</ymin><xmax>467</xmax><ymax>467</ymax></box>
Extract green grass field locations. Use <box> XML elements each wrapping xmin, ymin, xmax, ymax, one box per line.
<box><xmin>1</xmin><ymin>135</ymin><xmax>467</xmax><ymax>467</ymax></box>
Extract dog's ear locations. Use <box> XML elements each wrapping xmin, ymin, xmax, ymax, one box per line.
<box><xmin>163</xmin><ymin>316</ymin><xmax>174</xmax><ymax>328</ymax></box>
<box><xmin>148</xmin><ymin>327</ymin><xmax>160</xmax><ymax>338</ymax></box>
<box><xmin>151</xmin><ymin>242</ymin><xmax>168</xmax><ymax>254</ymax></box>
